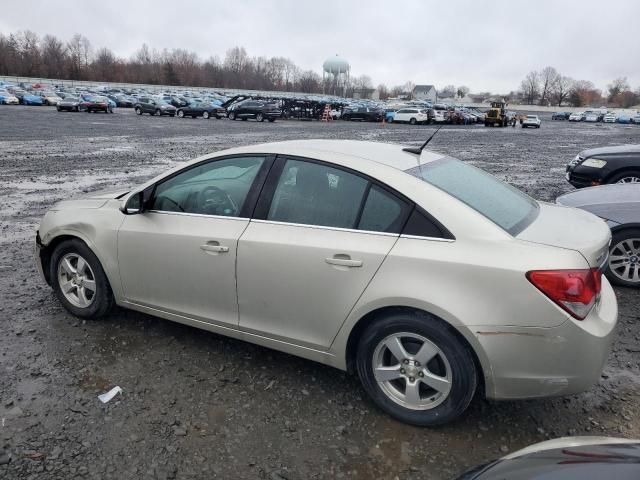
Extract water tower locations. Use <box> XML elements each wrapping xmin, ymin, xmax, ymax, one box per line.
<box><xmin>323</xmin><ymin>55</ymin><xmax>350</xmax><ymax>97</ymax></box>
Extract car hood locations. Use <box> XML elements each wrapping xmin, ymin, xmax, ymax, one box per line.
<box><xmin>51</xmin><ymin>188</ymin><xmax>129</xmax><ymax>210</ymax></box>
<box><xmin>580</xmin><ymin>144</ymin><xmax>640</xmax><ymax>157</ymax></box>
<box><xmin>556</xmin><ymin>184</ymin><xmax>640</xmax><ymax>224</ymax></box>
<box><xmin>517</xmin><ymin>202</ymin><xmax>611</xmax><ymax>268</ymax></box>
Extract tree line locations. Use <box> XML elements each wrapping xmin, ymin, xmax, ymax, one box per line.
<box><xmin>519</xmin><ymin>67</ymin><xmax>639</xmax><ymax>108</ymax></box>
<box><xmin>0</xmin><ymin>30</ymin><xmax>394</xmax><ymax>96</ymax></box>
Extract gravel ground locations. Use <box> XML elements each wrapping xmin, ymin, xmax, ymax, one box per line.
<box><xmin>1</xmin><ymin>106</ymin><xmax>639</xmax><ymax>480</ymax></box>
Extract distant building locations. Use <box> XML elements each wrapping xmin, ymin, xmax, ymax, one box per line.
<box><xmin>413</xmin><ymin>85</ymin><xmax>437</xmax><ymax>102</ymax></box>
<box><xmin>352</xmin><ymin>87</ymin><xmax>376</xmax><ymax>100</ymax></box>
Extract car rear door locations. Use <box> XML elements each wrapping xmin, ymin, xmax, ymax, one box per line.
<box><xmin>117</xmin><ymin>155</ymin><xmax>272</xmax><ymax>327</ymax></box>
<box><xmin>236</xmin><ymin>156</ymin><xmax>411</xmax><ymax>349</ymax></box>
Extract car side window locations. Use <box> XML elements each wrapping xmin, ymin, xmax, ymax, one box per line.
<box><xmin>358</xmin><ymin>185</ymin><xmax>409</xmax><ymax>234</ymax></box>
<box><xmin>267</xmin><ymin>159</ymin><xmax>368</xmax><ymax>229</ymax></box>
<box><xmin>150</xmin><ymin>156</ymin><xmax>265</xmax><ymax>217</ymax></box>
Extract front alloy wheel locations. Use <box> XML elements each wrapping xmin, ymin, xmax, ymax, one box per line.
<box><xmin>58</xmin><ymin>253</ymin><xmax>97</xmax><ymax>308</ymax></box>
<box><xmin>51</xmin><ymin>239</ymin><xmax>114</xmax><ymax>318</ymax></box>
<box><xmin>203</xmin><ymin>111</ymin><xmax>210</xmax><ymax>119</ymax></box>
<box><xmin>256</xmin><ymin>113</ymin><xmax>264</xmax><ymax>122</ymax></box>
<box><xmin>177</xmin><ymin>110</ymin><xmax>185</xmax><ymax>118</ymax></box>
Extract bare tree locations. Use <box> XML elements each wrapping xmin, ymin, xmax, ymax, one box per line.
<box><xmin>296</xmin><ymin>70</ymin><xmax>321</xmax><ymax>93</ymax></box>
<box><xmin>456</xmin><ymin>86</ymin><xmax>470</xmax><ymax>98</ymax></box>
<box><xmin>377</xmin><ymin>84</ymin><xmax>389</xmax><ymax>100</ymax></box>
<box><xmin>439</xmin><ymin>84</ymin><xmax>456</xmax><ymax>98</ymax></box>
<box><xmin>551</xmin><ymin>75</ymin><xmax>573</xmax><ymax>106</ymax></box>
<box><xmin>520</xmin><ymin>71</ymin><xmax>540</xmax><ymax>105</ymax></box>
<box><xmin>538</xmin><ymin>66</ymin><xmax>558</xmax><ymax>105</ymax></box>
<box><xmin>607</xmin><ymin>77</ymin><xmax>630</xmax><ymax>101</ymax></box>
<box><xmin>92</xmin><ymin>48</ymin><xmax>117</xmax><ymax>82</ymax></box>
<box><xmin>41</xmin><ymin>34</ymin><xmax>66</xmax><ymax>78</ymax></box>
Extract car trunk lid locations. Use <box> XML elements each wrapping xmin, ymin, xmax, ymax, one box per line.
<box><xmin>517</xmin><ymin>203</ymin><xmax>611</xmax><ymax>268</ymax></box>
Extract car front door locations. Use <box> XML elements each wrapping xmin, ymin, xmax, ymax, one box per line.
<box><xmin>236</xmin><ymin>156</ymin><xmax>411</xmax><ymax>349</ymax></box>
<box><xmin>118</xmin><ymin>155</ymin><xmax>272</xmax><ymax>327</ymax></box>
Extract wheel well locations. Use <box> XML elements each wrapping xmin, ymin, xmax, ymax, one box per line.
<box><xmin>605</xmin><ymin>167</ymin><xmax>640</xmax><ymax>183</ymax></box>
<box><xmin>39</xmin><ymin>235</ymin><xmax>86</xmax><ymax>285</ymax></box>
<box><xmin>344</xmin><ymin>306</ymin><xmax>486</xmax><ymax>395</ymax></box>
<box><xmin>611</xmin><ymin>224</ymin><xmax>640</xmax><ymax>236</ymax></box>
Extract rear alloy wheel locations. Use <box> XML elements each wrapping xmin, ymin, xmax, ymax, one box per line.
<box><xmin>356</xmin><ymin>311</ymin><xmax>477</xmax><ymax>426</ymax></box>
<box><xmin>51</xmin><ymin>239</ymin><xmax>114</xmax><ymax>318</ymax></box>
<box><xmin>607</xmin><ymin>229</ymin><xmax>640</xmax><ymax>287</ymax></box>
<box><xmin>256</xmin><ymin>113</ymin><xmax>264</xmax><ymax>122</ymax></box>
<box><xmin>177</xmin><ymin>110</ymin><xmax>185</xmax><ymax>118</ymax></box>
<box><xmin>409</xmin><ymin>118</ymin><xmax>417</xmax><ymax>125</ymax></box>
<box><xmin>203</xmin><ymin>111</ymin><xmax>210</xmax><ymax>119</ymax></box>
<box><xmin>135</xmin><ymin>107</ymin><xmax>142</xmax><ymax>115</ymax></box>
<box><xmin>611</xmin><ymin>171</ymin><xmax>640</xmax><ymax>184</ymax></box>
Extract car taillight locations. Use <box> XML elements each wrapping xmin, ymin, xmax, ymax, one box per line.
<box><xmin>526</xmin><ymin>268</ymin><xmax>602</xmax><ymax>320</ymax></box>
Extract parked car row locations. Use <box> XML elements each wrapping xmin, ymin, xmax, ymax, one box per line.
<box><xmin>557</xmin><ymin>109</ymin><xmax>640</xmax><ymax>124</ymax></box>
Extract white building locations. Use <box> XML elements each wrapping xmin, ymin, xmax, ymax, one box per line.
<box><xmin>412</xmin><ymin>85</ymin><xmax>437</xmax><ymax>102</ymax></box>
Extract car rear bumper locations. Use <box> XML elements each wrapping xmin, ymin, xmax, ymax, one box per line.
<box><xmin>478</xmin><ymin>277</ymin><xmax>617</xmax><ymax>400</ymax></box>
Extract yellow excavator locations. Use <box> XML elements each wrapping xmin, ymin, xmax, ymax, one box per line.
<box><xmin>484</xmin><ymin>101</ymin><xmax>509</xmax><ymax>127</ymax></box>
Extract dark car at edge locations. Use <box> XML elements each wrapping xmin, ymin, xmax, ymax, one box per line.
<box><xmin>456</xmin><ymin>437</ymin><xmax>640</xmax><ymax>480</ymax></box>
<box><xmin>566</xmin><ymin>144</ymin><xmax>640</xmax><ymax>188</ymax></box>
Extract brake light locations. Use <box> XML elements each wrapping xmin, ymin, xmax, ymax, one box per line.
<box><xmin>526</xmin><ymin>268</ymin><xmax>602</xmax><ymax>320</ymax></box>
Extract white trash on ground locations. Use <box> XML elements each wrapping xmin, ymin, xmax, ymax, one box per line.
<box><xmin>98</xmin><ymin>386</ymin><xmax>123</xmax><ymax>404</ymax></box>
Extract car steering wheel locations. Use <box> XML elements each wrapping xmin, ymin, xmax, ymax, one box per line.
<box><xmin>198</xmin><ymin>185</ymin><xmax>237</xmax><ymax>216</ymax></box>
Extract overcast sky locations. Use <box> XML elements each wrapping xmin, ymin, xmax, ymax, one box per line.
<box><xmin>1</xmin><ymin>0</ymin><xmax>638</xmax><ymax>92</ymax></box>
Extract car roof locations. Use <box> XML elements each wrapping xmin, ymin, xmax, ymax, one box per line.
<box><xmin>221</xmin><ymin>140</ymin><xmax>446</xmax><ymax>172</ymax></box>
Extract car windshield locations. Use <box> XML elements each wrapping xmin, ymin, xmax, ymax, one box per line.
<box><xmin>65</xmin><ymin>97</ymin><xmax>79</xmax><ymax>102</ymax></box>
<box><xmin>405</xmin><ymin>157</ymin><xmax>539</xmax><ymax>235</ymax></box>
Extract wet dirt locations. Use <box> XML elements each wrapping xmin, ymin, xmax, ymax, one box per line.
<box><xmin>1</xmin><ymin>106</ymin><xmax>639</xmax><ymax>479</ymax></box>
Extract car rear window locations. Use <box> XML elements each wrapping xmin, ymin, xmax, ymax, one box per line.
<box><xmin>405</xmin><ymin>157</ymin><xmax>539</xmax><ymax>235</ymax></box>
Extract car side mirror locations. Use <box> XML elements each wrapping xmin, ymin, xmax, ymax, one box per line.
<box><xmin>121</xmin><ymin>191</ymin><xmax>144</xmax><ymax>215</ymax></box>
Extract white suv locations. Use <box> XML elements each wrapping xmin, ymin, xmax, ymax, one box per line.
<box><xmin>393</xmin><ymin>108</ymin><xmax>430</xmax><ymax>125</ymax></box>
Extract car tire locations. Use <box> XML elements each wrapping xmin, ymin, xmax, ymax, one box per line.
<box><xmin>177</xmin><ymin>110</ymin><xmax>184</xmax><ymax>118</ymax></box>
<box><xmin>229</xmin><ymin>111</ymin><xmax>236</xmax><ymax>120</ymax></box>
<box><xmin>50</xmin><ymin>239</ymin><xmax>114</xmax><ymax>319</ymax></box>
<box><xmin>75</xmin><ymin>106</ymin><xmax>79</xmax><ymax>112</ymax></box>
<box><xmin>155</xmin><ymin>109</ymin><xmax>161</xmax><ymax>116</ymax></box>
<box><xmin>203</xmin><ymin>111</ymin><xmax>210</xmax><ymax>119</ymax></box>
<box><xmin>169</xmin><ymin>114</ymin><xmax>175</xmax><ymax>117</ymax></box>
<box><xmin>356</xmin><ymin>310</ymin><xmax>477</xmax><ymax>426</ymax></box>
<box><xmin>608</xmin><ymin>170</ymin><xmax>640</xmax><ymax>185</ymax></box>
<box><xmin>135</xmin><ymin>107</ymin><xmax>142</xmax><ymax>115</ymax></box>
<box><xmin>409</xmin><ymin>118</ymin><xmax>417</xmax><ymax>125</ymax></box>
<box><xmin>606</xmin><ymin>228</ymin><xmax>640</xmax><ymax>287</ymax></box>
<box><xmin>256</xmin><ymin>113</ymin><xmax>264</xmax><ymax>122</ymax></box>
<box><xmin>268</xmin><ymin>118</ymin><xmax>275</xmax><ymax>122</ymax></box>
<box><xmin>56</xmin><ymin>106</ymin><xmax>61</xmax><ymax>112</ymax></box>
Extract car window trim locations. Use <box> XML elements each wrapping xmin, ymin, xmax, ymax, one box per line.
<box><xmin>147</xmin><ymin>153</ymin><xmax>275</xmax><ymax>218</ymax></box>
<box><xmin>250</xmin><ymin>218</ymin><xmax>400</xmax><ymax>237</ymax></box>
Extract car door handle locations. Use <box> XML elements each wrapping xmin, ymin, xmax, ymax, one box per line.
<box><xmin>200</xmin><ymin>242</ymin><xmax>229</xmax><ymax>254</ymax></box>
<box><xmin>325</xmin><ymin>255</ymin><xmax>363</xmax><ymax>268</ymax></box>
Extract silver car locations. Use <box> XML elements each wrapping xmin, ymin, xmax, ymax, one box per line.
<box><xmin>36</xmin><ymin>140</ymin><xmax>618</xmax><ymax>425</ymax></box>
<box><xmin>557</xmin><ymin>183</ymin><xmax>640</xmax><ymax>287</ymax></box>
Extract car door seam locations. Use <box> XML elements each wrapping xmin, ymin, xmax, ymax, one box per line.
<box><xmin>327</xmin><ymin>234</ymin><xmax>402</xmax><ymax>350</ymax></box>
